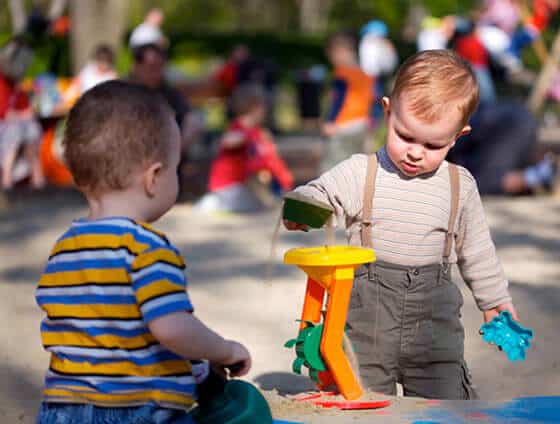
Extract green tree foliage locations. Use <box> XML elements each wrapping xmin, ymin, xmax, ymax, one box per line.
<box><xmin>327</xmin><ymin>0</ymin><xmax>477</xmax><ymax>35</ymax></box>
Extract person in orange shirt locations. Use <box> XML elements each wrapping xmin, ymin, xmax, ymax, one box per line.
<box><xmin>322</xmin><ymin>31</ymin><xmax>374</xmax><ymax>172</ymax></box>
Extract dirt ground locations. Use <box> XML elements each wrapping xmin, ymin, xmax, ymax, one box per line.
<box><xmin>0</xmin><ymin>190</ymin><xmax>558</xmax><ymax>423</ymax></box>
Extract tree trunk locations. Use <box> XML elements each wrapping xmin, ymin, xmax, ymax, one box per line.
<box><xmin>297</xmin><ymin>0</ymin><xmax>331</xmax><ymax>34</ymax></box>
<box><xmin>48</xmin><ymin>0</ymin><xmax>68</xmax><ymax>20</ymax></box>
<box><xmin>69</xmin><ymin>0</ymin><xmax>129</xmax><ymax>73</ymax></box>
<box><xmin>7</xmin><ymin>0</ymin><xmax>26</xmax><ymax>34</ymax></box>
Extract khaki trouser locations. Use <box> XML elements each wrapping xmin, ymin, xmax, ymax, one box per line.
<box><xmin>346</xmin><ymin>261</ymin><xmax>478</xmax><ymax>399</ymax></box>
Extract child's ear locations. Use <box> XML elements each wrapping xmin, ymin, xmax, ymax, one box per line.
<box><xmin>382</xmin><ymin>96</ymin><xmax>391</xmax><ymax>119</ymax></box>
<box><xmin>143</xmin><ymin>162</ymin><xmax>163</xmax><ymax>197</ymax></box>
<box><xmin>450</xmin><ymin>125</ymin><xmax>471</xmax><ymax>149</ymax></box>
<box><xmin>457</xmin><ymin>124</ymin><xmax>471</xmax><ymax>138</ymax></box>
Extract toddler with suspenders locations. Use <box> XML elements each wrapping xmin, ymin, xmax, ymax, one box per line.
<box><xmin>284</xmin><ymin>50</ymin><xmax>517</xmax><ymax>399</ymax></box>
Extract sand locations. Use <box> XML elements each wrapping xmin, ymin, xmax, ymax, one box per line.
<box><xmin>0</xmin><ymin>190</ymin><xmax>558</xmax><ymax>423</ymax></box>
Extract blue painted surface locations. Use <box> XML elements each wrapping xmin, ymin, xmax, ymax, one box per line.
<box><xmin>484</xmin><ymin>397</ymin><xmax>560</xmax><ymax>423</ymax></box>
<box><xmin>411</xmin><ymin>421</ymin><xmax>441</xmax><ymax>424</ymax></box>
<box><xmin>406</xmin><ymin>396</ymin><xmax>560</xmax><ymax>424</ymax></box>
<box><xmin>273</xmin><ymin>421</ymin><xmax>302</xmax><ymax>424</ymax></box>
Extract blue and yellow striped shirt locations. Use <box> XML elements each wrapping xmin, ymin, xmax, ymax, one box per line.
<box><xmin>36</xmin><ymin>217</ymin><xmax>196</xmax><ymax>410</ymax></box>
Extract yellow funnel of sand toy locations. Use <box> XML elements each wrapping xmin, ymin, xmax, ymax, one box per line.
<box><xmin>284</xmin><ymin>246</ymin><xmax>375</xmax><ymax>400</ymax></box>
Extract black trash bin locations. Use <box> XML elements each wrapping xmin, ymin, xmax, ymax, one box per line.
<box><xmin>295</xmin><ymin>65</ymin><xmax>326</xmax><ymax>127</ymax></box>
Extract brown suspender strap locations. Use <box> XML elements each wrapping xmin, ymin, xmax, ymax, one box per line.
<box><xmin>444</xmin><ymin>163</ymin><xmax>460</xmax><ymax>261</ymax></box>
<box><xmin>360</xmin><ymin>154</ymin><xmax>378</xmax><ymax>248</ymax></box>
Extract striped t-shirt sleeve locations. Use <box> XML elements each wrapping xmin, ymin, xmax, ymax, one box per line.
<box><xmin>130</xmin><ymin>246</ymin><xmax>193</xmax><ymax>324</ymax></box>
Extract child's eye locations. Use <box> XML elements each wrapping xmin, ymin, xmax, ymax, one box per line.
<box><xmin>425</xmin><ymin>143</ymin><xmax>442</xmax><ymax>150</ymax></box>
<box><xmin>397</xmin><ymin>131</ymin><xmax>413</xmax><ymax>142</ymax></box>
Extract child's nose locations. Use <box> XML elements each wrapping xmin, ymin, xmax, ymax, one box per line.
<box><xmin>407</xmin><ymin>144</ymin><xmax>423</xmax><ymax>160</ymax></box>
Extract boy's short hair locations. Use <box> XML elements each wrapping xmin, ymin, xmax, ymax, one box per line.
<box><xmin>64</xmin><ymin>80</ymin><xmax>175</xmax><ymax>194</ymax></box>
<box><xmin>92</xmin><ymin>44</ymin><xmax>114</xmax><ymax>65</ymax></box>
<box><xmin>327</xmin><ymin>31</ymin><xmax>357</xmax><ymax>53</ymax></box>
<box><xmin>391</xmin><ymin>50</ymin><xmax>479</xmax><ymax>127</ymax></box>
<box><xmin>231</xmin><ymin>83</ymin><xmax>266</xmax><ymax>116</ymax></box>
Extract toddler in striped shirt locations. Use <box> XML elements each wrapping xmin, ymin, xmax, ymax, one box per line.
<box><xmin>285</xmin><ymin>50</ymin><xmax>517</xmax><ymax>399</ymax></box>
<box><xmin>35</xmin><ymin>80</ymin><xmax>251</xmax><ymax>423</ymax></box>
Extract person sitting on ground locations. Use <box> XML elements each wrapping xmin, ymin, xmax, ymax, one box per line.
<box><xmin>0</xmin><ymin>58</ymin><xmax>44</xmax><ymax>190</ymax></box>
<box><xmin>284</xmin><ymin>50</ymin><xmax>517</xmax><ymax>399</ymax></box>
<box><xmin>35</xmin><ymin>81</ymin><xmax>251</xmax><ymax>423</ymax></box>
<box><xmin>447</xmin><ymin>100</ymin><xmax>558</xmax><ymax>195</ymax></box>
<box><xmin>195</xmin><ymin>84</ymin><xmax>294</xmax><ymax>213</ymax></box>
<box><xmin>322</xmin><ymin>31</ymin><xmax>374</xmax><ymax>172</ymax></box>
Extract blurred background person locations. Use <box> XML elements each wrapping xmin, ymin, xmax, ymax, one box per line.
<box><xmin>322</xmin><ymin>31</ymin><xmax>373</xmax><ymax>171</ymax></box>
<box><xmin>417</xmin><ymin>15</ymin><xmax>457</xmax><ymax>51</ymax></box>
<box><xmin>60</xmin><ymin>44</ymin><xmax>118</xmax><ymax>108</ymax></box>
<box><xmin>448</xmin><ymin>101</ymin><xmax>557</xmax><ymax>195</ymax></box>
<box><xmin>129</xmin><ymin>7</ymin><xmax>167</xmax><ymax>52</ymax></box>
<box><xmin>358</xmin><ymin>20</ymin><xmax>398</xmax><ymax>127</ymax></box>
<box><xmin>212</xmin><ymin>44</ymin><xmax>251</xmax><ymax>119</ymax></box>
<box><xmin>195</xmin><ymin>84</ymin><xmax>293</xmax><ymax>213</ymax></box>
<box><xmin>128</xmin><ymin>43</ymin><xmax>199</xmax><ymax>158</ymax></box>
<box><xmin>0</xmin><ymin>37</ymin><xmax>44</xmax><ymax>190</ymax></box>
<box><xmin>75</xmin><ymin>44</ymin><xmax>117</xmax><ymax>95</ymax></box>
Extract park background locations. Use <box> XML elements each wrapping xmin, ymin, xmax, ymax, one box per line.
<box><xmin>0</xmin><ymin>1</ymin><xmax>559</xmax><ymax>423</ymax></box>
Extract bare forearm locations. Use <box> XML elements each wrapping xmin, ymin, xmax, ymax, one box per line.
<box><xmin>149</xmin><ymin>312</ymin><xmax>232</xmax><ymax>363</ymax></box>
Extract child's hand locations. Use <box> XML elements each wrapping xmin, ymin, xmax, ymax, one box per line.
<box><xmin>257</xmin><ymin>170</ymin><xmax>272</xmax><ymax>185</ymax></box>
<box><xmin>283</xmin><ymin>219</ymin><xmax>309</xmax><ymax>232</ymax></box>
<box><xmin>483</xmin><ymin>302</ymin><xmax>518</xmax><ymax>323</ymax></box>
<box><xmin>221</xmin><ymin>341</ymin><xmax>252</xmax><ymax>377</ymax></box>
<box><xmin>322</xmin><ymin>122</ymin><xmax>336</xmax><ymax>137</ymax></box>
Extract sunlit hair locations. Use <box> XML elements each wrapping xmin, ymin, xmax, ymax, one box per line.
<box><xmin>64</xmin><ymin>80</ymin><xmax>175</xmax><ymax>194</ymax></box>
<box><xmin>391</xmin><ymin>50</ymin><xmax>479</xmax><ymax>127</ymax></box>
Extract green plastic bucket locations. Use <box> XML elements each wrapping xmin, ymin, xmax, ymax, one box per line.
<box><xmin>283</xmin><ymin>192</ymin><xmax>334</xmax><ymax>229</ymax></box>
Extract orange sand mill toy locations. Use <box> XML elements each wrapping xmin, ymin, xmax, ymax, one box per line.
<box><xmin>284</xmin><ymin>246</ymin><xmax>375</xmax><ymax>401</ymax></box>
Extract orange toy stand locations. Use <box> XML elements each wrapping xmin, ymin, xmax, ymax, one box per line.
<box><xmin>284</xmin><ymin>246</ymin><xmax>376</xmax><ymax>402</ymax></box>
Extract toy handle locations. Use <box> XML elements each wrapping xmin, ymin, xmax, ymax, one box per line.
<box><xmin>196</xmin><ymin>362</ymin><xmax>245</xmax><ymax>408</ymax></box>
<box><xmin>224</xmin><ymin>361</ymin><xmax>244</xmax><ymax>375</ymax></box>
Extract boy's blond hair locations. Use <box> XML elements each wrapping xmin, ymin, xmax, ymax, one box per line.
<box><xmin>391</xmin><ymin>50</ymin><xmax>479</xmax><ymax>127</ymax></box>
<box><xmin>64</xmin><ymin>80</ymin><xmax>175</xmax><ymax>194</ymax></box>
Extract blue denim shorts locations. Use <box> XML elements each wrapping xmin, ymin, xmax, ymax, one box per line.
<box><xmin>36</xmin><ymin>402</ymin><xmax>196</xmax><ymax>424</ymax></box>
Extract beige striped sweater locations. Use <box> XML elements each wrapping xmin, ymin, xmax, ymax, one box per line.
<box><xmin>294</xmin><ymin>147</ymin><xmax>511</xmax><ymax>311</ymax></box>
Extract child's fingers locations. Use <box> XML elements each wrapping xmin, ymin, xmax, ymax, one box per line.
<box><xmin>229</xmin><ymin>358</ymin><xmax>251</xmax><ymax>377</ymax></box>
<box><xmin>282</xmin><ymin>220</ymin><xmax>309</xmax><ymax>232</ymax></box>
<box><xmin>483</xmin><ymin>309</ymin><xmax>499</xmax><ymax>323</ymax></box>
<box><xmin>498</xmin><ymin>303</ymin><xmax>519</xmax><ymax>320</ymax></box>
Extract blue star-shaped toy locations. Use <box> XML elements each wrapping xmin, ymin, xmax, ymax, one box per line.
<box><xmin>479</xmin><ymin>311</ymin><xmax>534</xmax><ymax>362</ymax></box>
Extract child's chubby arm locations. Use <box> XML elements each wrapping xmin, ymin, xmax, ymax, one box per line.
<box><xmin>148</xmin><ymin>312</ymin><xmax>251</xmax><ymax>377</ymax></box>
<box><xmin>131</xmin><ymin>246</ymin><xmax>251</xmax><ymax>377</ymax></box>
<box><xmin>455</xmin><ymin>178</ymin><xmax>518</xmax><ymax>322</ymax></box>
<box><xmin>283</xmin><ymin>155</ymin><xmax>368</xmax><ymax>231</ymax></box>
